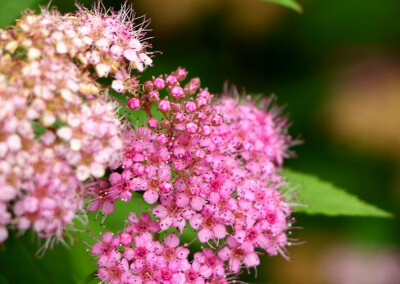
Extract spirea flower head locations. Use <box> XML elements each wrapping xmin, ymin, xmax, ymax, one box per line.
<box><xmin>214</xmin><ymin>85</ymin><xmax>295</xmax><ymax>168</ymax></box>
<box><xmin>0</xmin><ymin>1</ymin><xmax>300</xmax><ymax>281</ymax></box>
<box><xmin>88</xmin><ymin>68</ymin><xmax>298</xmax><ymax>281</ymax></box>
<box><xmin>0</xmin><ymin>0</ymin><xmax>154</xmax><ymax>244</ymax></box>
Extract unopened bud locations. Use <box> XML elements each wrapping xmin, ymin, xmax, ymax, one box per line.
<box><xmin>160</xmin><ymin>119</ymin><xmax>171</xmax><ymax>130</ymax></box>
<box><xmin>147</xmin><ymin>118</ymin><xmax>158</xmax><ymax>129</ymax></box>
<box><xmin>128</xmin><ymin>97</ymin><xmax>141</xmax><ymax>110</ymax></box>
<box><xmin>184</xmin><ymin>100</ymin><xmax>197</xmax><ymax>113</ymax></box>
<box><xmin>170</xmin><ymin>86</ymin><xmax>184</xmax><ymax>99</ymax></box>
<box><xmin>175</xmin><ymin>67</ymin><xmax>188</xmax><ymax>82</ymax></box>
<box><xmin>148</xmin><ymin>90</ymin><xmax>159</xmax><ymax>102</ymax></box>
<box><xmin>153</xmin><ymin>77</ymin><xmax>166</xmax><ymax>90</ymax></box>
<box><xmin>158</xmin><ymin>99</ymin><xmax>171</xmax><ymax>112</ymax></box>
<box><xmin>165</xmin><ymin>75</ymin><xmax>178</xmax><ymax>86</ymax></box>
<box><xmin>185</xmin><ymin>122</ymin><xmax>198</xmax><ymax>134</ymax></box>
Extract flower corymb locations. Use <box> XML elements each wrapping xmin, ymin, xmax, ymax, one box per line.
<box><xmin>0</xmin><ymin>1</ymin><xmax>152</xmax><ymax>244</ymax></box>
<box><xmin>0</xmin><ymin>2</ymin><xmax>300</xmax><ymax>282</ymax></box>
<box><xmin>88</xmin><ymin>67</ymin><xmax>298</xmax><ymax>282</ymax></box>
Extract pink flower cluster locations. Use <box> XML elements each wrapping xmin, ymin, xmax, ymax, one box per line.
<box><xmin>0</xmin><ymin>2</ymin><xmax>152</xmax><ymax>243</ymax></box>
<box><xmin>0</xmin><ymin>2</ymin><xmax>299</xmax><ymax>281</ymax></box>
<box><xmin>214</xmin><ymin>87</ymin><xmax>294</xmax><ymax>169</ymax></box>
<box><xmin>89</xmin><ymin>68</ymin><xmax>296</xmax><ymax>281</ymax></box>
<box><xmin>92</xmin><ymin>213</ymin><xmax>232</xmax><ymax>284</ymax></box>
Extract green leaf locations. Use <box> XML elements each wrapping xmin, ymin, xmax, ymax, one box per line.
<box><xmin>0</xmin><ymin>272</ymin><xmax>9</xmax><ymax>284</ymax></box>
<box><xmin>262</xmin><ymin>0</ymin><xmax>303</xmax><ymax>13</ymax></box>
<box><xmin>31</xmin><ymin>121</ymin><xmax>47</xmax><ymax>138</ymax></box>
<box><xmin>282</xmin><ymin>169</ymin><xmax>393</xmax><ymax>217</ymax></box>
<box><xmin>0</xmin><ymin>233</ymin><xmax>79</xmax><ymax>284</ymax></box>
<box><xmin>0</xmin><ymin>0</ymin><xmax>42</xmax><ymax>28</ymax></box>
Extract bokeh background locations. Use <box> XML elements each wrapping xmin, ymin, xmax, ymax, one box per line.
<box><xmin>1</xmin><ymin>0</ymin><xmax>400</xmax><ymax>283</ymax></box>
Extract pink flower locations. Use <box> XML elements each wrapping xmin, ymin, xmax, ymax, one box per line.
<box><xmin>98</xmin><ymin>259</ymin><xmax>132</xmax><ymax>284</ymax></box>
<box><xmin>218</xmin><ymin>236</ymin><xmax>260</xmax><ymax>273</ymax></box>
<box><xmin>193</xmin><ymin>248</ymin><xmax>226</xmax><ymax>278</ymax></box>
<box><xmin>87</xmin><ymin>179</ymin><xmax>117</xmax><ymax>215</ymax></box>
<box><xmin>194</xmin><ymin>215</ymin><xmax>227</xmax><ymax>243</ymax></box>
<box><xmin>108</xmin><ymin>170</ymin><xmax>137</xmax><ymax>202</ymax></box>
<box><xmin>125</xmin><ymin>213</ymin><xmax>160</xmax><ymax>235</ymax></box>
<box><xmin>153</xmin><ymin>196</ymin><xmax>189</xmax><ymax>232</ymax></box>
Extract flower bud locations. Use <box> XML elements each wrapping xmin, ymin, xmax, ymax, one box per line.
<box><xmin>128</xmin><ymin>97</ymin><xmax>141</xmax><ymax>110</ymax></box>
<box><xmin>86</xmin><ymin>51</ymin><xmax>100</xmax><ymax>65</ymax></box>
<box><xmin>194</xmin><ymin>149</ymin><xmax>206</xmax><ymax>160</ymax></box>
<box><xmin>56</xmin><ymin>42</ymin><xmax>68</xmax><ymax>54</ymax></box>
<box><xmin>189</xmin><ymin>185</ymin><xmax>200</xmax><ymax>195</ymax></box>
<box><xmin>196</xmin><ymin>97</ymin><xmax>207</xmax><ymax>107</ymax></box>
<box><xmin>174</xmin><ymin>112</ymin><xmax>186</xmax><ymax>123</ymax></box>
<box><xmin>184</xmin><ymin>100</ymin><xmax>197</xmax><ymax>113</ymax></box>
<box><xmin>170</xmin><ymin>86</ymin><xmax>184</xmax><ymax>99</ymax></box>
<box><xmin>57</xmin><ymin>127</ymin><xmax>73</xmax><ymax>141</ymax></box>
<box><xmin>160</xmin><ymin>119</ymin><xmax>171</xmax><ymax>130</ymax></box>
<box><xmin>165</xmin><ymin>75</ymin><xmax>178</xmax><ymax>86</ymax></box>
<box><xmin>5</xmin><ymin>41</ymin><xmax>18</xmax><ymax>53</ymax></box>
<box><xmin>201</xmin><ymin>125</ymin><xmax>212</xmax><ymax>136</ymax></box>
<box><xmin>185</xmin><ymin>122</ymin><xmax>198</xmax><ymax>134</ymax></box>
<box><xmin>95</xmin><ymin>38</ymin><xmax>110</xmax><ymax>52</ymax></box>
<box><xmin>197</xmin><ymin>111</ymin><xmax>207</xmax><ymax>121</ymax></box>
<box><xmin>198</xmin><ymin>89</ymin><xmax>211</xmax><ymax>101</ymax></box>
<box><xmin>156</xmin><ymin>134</ymin><xmax>168</xmax><ymax>145</ymax></box>
<box><xmin>147</xmin><ymin>118</ymin><xmax>158</xmax><ymax>129</ymax></box>
<box><xmin>148</xmin><ymin>90</ymin><xmax>159</xmax><ymax>102</ymax></box>
<box><xmin>153</xmin><ymin>77</ymin><xmax>166</xmax><ymax>90</ymax></box>
<box><xmin>27</xmin><ymin>48</ymin><xmax>41</xmax><ymax>61</ymax></box>
<box><xmin>173</xmin><ymin>160</ymin><xmax>185</xmax><ymax>172</ymax></box>
<box><xmin>171</xmin><ymin>103</ymin><xmax>182</xmax><ymax>112</ymax></box>
<box><xmin>158</xmin><ymin>99</ymin><xmax>171</xmax><ymax>112</ymax></box>
<box><xmin>175</xmin><ymin>67</ymin><xmax>188</xmax><ymax>82</ymax></box>
<box><xmin>212</xmin><ymin>115</ymin><xmax>223</xmax><ymax>126</ymax></box>
<box><xmin>144</xmin><ymin>80</ymin><xmax>154</xmax><ymax>92</ymax></box>
<box><xmin>185</xmin><ymin>78</ymin><xmax>201</xmax><ymax>95</ymax></box>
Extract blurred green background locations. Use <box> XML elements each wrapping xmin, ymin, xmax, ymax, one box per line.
<box><xmin>1</xmin><ymin>0</ymin><xmax>400</xmax><ymax>283</ymax></box>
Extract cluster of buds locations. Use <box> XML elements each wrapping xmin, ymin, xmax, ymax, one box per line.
<box><xmin>89</xmin><ymin>67</ymin><xmax>297</xmax><ymax>282</ymax></box>
<box><xmin>87</xmin><ymin>68</ymin><xmax>221</xmax><ymax>212</ymax></box>
<box><xmin>0</xmin><ymin>2</ymin><xmax>153</xmax><ymax>244</ymax></box>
